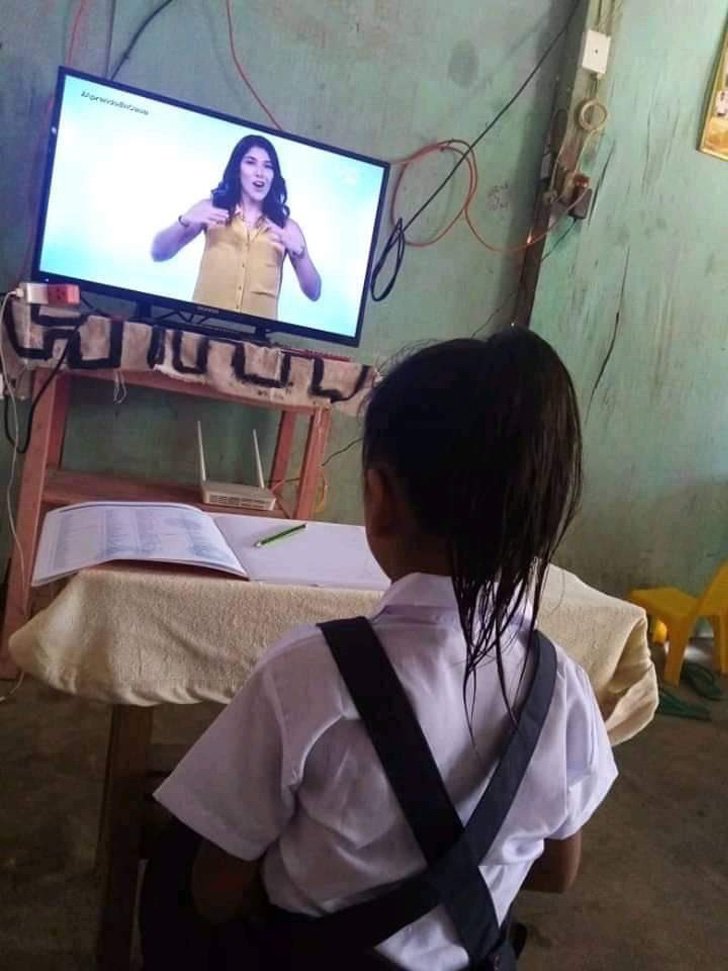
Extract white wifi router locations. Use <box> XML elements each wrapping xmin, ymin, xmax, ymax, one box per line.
<box><xmin>197</xmin><ymin>421</ymin><xmax>276</xmax><ymax>512</ymax></box>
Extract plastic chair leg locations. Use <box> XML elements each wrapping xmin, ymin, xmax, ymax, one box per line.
<box><xmin>651</xmin><ymin>618</ymin><xmax>668</xmax><ymax>645</ymax></box>
<box><xmin>710</xmin><ymin>614</ymin><xmax>728</xmax><ymax>675</ymax></box>
<box><xmin>663</xmin><ymin>627</ymin><xmax>692</xmax><ymax>685</ymax></box>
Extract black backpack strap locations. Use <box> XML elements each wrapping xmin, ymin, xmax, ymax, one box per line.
<box><xmin>313</xmin><ymin>617</ymin><xmax>557</xmax><ymax>965</ymax></box>
<box><xmin>322</xmin><ymin>617</ymin><xmax>497</xmax><ymax>965</ymax></box>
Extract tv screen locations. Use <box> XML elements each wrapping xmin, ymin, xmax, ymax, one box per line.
<box><xmin>32</xmin><ymin>69</ymin><xmax>389</xmax><ymax>347</ymax></box>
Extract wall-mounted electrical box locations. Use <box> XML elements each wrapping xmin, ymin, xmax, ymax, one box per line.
<box><xmin>581</xmin><ymin>30</ymin><xmax>612</xmax><ymax>76</ymax></box>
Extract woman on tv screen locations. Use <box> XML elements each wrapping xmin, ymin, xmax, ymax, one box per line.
<box><xmin>151</xmin><ymin>135</ymin><xmax>322</xmax><ymax>320</ymax></box>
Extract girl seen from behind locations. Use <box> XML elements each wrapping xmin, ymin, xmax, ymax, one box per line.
<box><xmin>141</xmin><ymin>327</ymin><xmax>617</xmax><ymax>970</ymax></box>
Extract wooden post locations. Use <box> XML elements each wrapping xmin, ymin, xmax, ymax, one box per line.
<box><xmin>513</xmin><ymin>186</ymin><xmax>552</xmax><ymax>329</ymax></box>
<box><xmin>95</xmin><ymin>705</ymin><xmax>154</xmax><ymax>971</ymax></box>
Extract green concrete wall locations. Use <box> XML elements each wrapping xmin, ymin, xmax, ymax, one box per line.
<box><xmin>0</xmin><ymin>0</ymin><xmax>573</xmax><ymax>565</ymax></box>
<box><xmin>533</xmin><ymin>0</ymin><xmax>728</xmax><ymax>596</ymax></box>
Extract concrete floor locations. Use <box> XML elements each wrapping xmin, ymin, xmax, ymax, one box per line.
<box><xmin>1</xmin><ymin>645</ymin><xmax>726</xmax><ymax>970</ymax></box>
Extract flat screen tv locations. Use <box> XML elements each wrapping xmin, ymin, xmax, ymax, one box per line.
<box><xmin>32</xmin><ymin>69</ymin><xmax>389</xmax><ymax>347</ymax></box>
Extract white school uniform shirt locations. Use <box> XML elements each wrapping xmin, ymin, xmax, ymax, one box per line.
<box><xmin>157</xmin><ymin>573</ymin><xmax>617</xmax><ymax>971</ymax></box>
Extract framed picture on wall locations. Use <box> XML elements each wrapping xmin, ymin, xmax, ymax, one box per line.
<box><xmin>700</xmin><ymin>23</ymin><xmax>728</xmax><ymax>161</ymax></box>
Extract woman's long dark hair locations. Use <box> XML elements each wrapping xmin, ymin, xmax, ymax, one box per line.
<box><xmin>363</xmin><ymin>328</ymin><xmax>582</xmax><ymax>714</ymax></box>
<box><xmin>211</xmin><ymin>134</ymin><xmax>290</xmax><ymax>227</ymax></box>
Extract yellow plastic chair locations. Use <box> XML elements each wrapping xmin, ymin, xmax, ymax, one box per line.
<box><xmin>629</xmin><ymin>563</ymin><xmax>728</xmax><ymax>685</ymax></box>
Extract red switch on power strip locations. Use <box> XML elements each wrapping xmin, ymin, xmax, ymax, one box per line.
<box><xmin>46</xmin><ymin>284</ymin><xmax>81</xmax><ymax>305</ymax></box>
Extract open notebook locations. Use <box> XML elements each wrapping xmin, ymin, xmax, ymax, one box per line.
<box><xmin>32</xmin><ymin>502</ymin><xmax>389</xmax><ymax>592</ymax></box>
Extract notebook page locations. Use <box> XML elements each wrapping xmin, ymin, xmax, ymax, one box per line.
<box><xmin>32</xmin><ymin>502</ymin><xmax>246</xmax><ymax>585</ymax></box>
<box><xmin>213</xmin><ymin>515</ymin><xmax>389</xmax><ymax>591</ymax></box>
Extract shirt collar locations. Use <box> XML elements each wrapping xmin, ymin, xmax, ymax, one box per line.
<box><xmin>372</xmin><ymin>573</ymin><xmax>458</xmax><ymax>616</ymax></box>
<box><xmin>371</xmin><ymin>571</ymin><xmax>532</xmax><ymax>632</ymax></box>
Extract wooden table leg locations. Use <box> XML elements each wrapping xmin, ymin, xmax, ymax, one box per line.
<box><xmin>295</xmin><ymin>408</ymin><xmax>331</xmax><ymax>519</ymax></box>
<box><xmin>0</xmin><ymin>372</ymin><xmax>64</xmax><ymax>679</ymax></box>
<box><xmin>47</xmin><ymin>371</ymin><xmax>72</xmax><ymax>468</ymax></box>
<box><xmin>269</xmin><ymin>410</ymin><xmax>296</xmax><ymax>493</ymax></box>
<box><xmin>96</xmin><ymin>705</ymin><xmax>154</xmax><ymax>971</ymax></box>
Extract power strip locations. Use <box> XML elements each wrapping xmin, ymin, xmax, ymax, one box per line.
<box><xmin>18</xmin><ymin>282</ymin><xmax>80</xmax><ymax>306</ymax></box>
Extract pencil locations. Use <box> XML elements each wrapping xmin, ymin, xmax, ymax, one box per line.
<box><xmin>254</xmin><ymin>523</ymin><xmax>307</xmax><ymax>548</ymax></box>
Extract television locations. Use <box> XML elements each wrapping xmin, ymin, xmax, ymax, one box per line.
<box><xmin>32</xmin><ymin>69</ymin><xmax>389</xmax><ymax>348</ymax></box>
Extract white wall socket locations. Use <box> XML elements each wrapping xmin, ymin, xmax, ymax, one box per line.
<box><xmin>581</xmin><ymin>29</ymin><xmax>612</xmax><ymax>76</ymax></box>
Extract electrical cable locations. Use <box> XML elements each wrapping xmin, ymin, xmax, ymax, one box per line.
<box><xmin>388</xmin><ymin>140</ymin><xmax>478</xmax><ymax>248</ymax></box>
<box><xmin>0</xmin><ymin>295</ymin><xmax>29</xmax><ymax>688</ymax></box>
<box><xmin>112</xmin><ymin>369</ymin><xmax>128</xmax><ymax>404</ymax></box>
<box><xmin>321</xmin><ymin>436</ymin><xmax>363</xmax><ymax>467</ymax></box>
<box><xmin>314</xmin><ymin>470</ymin><xmax>329</xmax><ymax>515</ymax></box>
<box><xmin>271</xmin><ymin>196</ymin><xmax>582</xmax><ymax>504</ymax></box>
<box><xmin>66</xmin><ymin>0</ymin><xmax>92</xmax><ymax>66</ymax></box>
<box><xmin>470</xmin><ymin>289</ymin><xmax>519</xmax><ymax>338</ymax></box>
<box><xmin>541</xmin><ymin>219</ymin><xmax>577</xmax><ymax>260</ymax></box>
<box><xmin>577</xmin><ymin>97</ymin><xmax>609</xmax><ymax>134</ymax></box>
<box><xmin>269</xmin><ymin>435</ymin><xmax>363</xmax><ymax>516</ymax></box>
<box><xmin>405</xmin><ymin>4</ymin><xmax>580</xmax><ymax>233</ymax></box>
<box><xmin>594</xmin><ymin>0</ymin><xmax>623</xmax><ymax>34</ymax></box>
<box><xmin>0</xmin><ymin>295</ymin><xmax>24</xmax><ymax>566</ymax></box>
<box><xmin>4</xmin><ymin>389</ymin><xmax>25</xmax><ymax>591</ymax></box>
<box><xmin>311</xmin><ymin>184</ymin><xmax>583</xmax><ymax>468</ymax></box>
<box><xmin>2</xmin><ymin>306</ymin><xmax>84</xmax><ymax>456</ymax></box>
<box><xmin>370</xmin><ymin>0</ymin><xmax>584</xmax><ymax>301</ymax></box>
<box><xmin>0</xmin><ymin>668</ymin><xmax>24</xmax><ymax>701</ymax></box>
<box><xmin>270</xmin><ymin>435</ymin><xmax>363</xmax><ymax>492</ymax></box>
<box><xmin>110</xmin><ymin>0</ymin><xmax>179</xmax><ymax>81</ymax></box>
<box><xmin>81</xmin><ymin>295</ymin><xmax>106</xmax><ymax>315</ymax></box>
<box><xmin>17</xmin><ymin>0</ymin><xmax>94</xmax><ymax>277</ymax></box>
<box><xmin>548</xmin><ymin>96</ymin><xmax>609</xmax><ymax>200</ymax></box>
<box><xmin>571</xmin><ymin>97</ymin><xmax>609</xmax><ymax>170</ymax></box>
<box><xmin>104</xmin><ymin>0</ymin><xmax>118</xmax><ymax>78</ymax></box>
<box><xmin>0</xmin><ymin>575</ymin><xmax>25</xmax><ymax>698</ymax></box>
<box><xmin>469</xmin><ymin>211</ymin><xmax>580</xmax><ymax>338</ymax></box>
<box><xmin>225</xmin><ymin>0</ymin><xmax>282</xmax><ymax>129</ymax></box>
<box><xmin>465</xmin><ymin>185</ymin><xmax>588</xmax><ymax>257</ymax></box>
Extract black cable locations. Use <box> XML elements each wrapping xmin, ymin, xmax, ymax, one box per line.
<box><xmin>3</xmin><ymin>321</ymin><xmax>83</xmax><ymax>455</ymax></box>
<box><xmin>286</xmin><ymin>198</ymin><xmax>574</xmax><ymax>469</ymax></box>
<box><xmin>541</xmin><ymin>219</ymin><xmax>577</xmax><ymax>261</ymax></box>
<box><xmin>321</xmin><ymin>436</ymin><xmax>363</xmax><ymax>467</ymax></box>
<box><xmin>110</xmin><ymin>0</ymin><xmax>179</xmax><ymax>81</ymax></box>
<box><xmin>370</xmin><ymin>0</ymin><xmax>584</xmax><ymax>302</ymax></box>
<box><xmin>470</xmin><ymin>289</ymin><xmax>519</xmax><ymax>338</ymax></box>
<box><xmin>369</xmin><ymin>217</ymin><xmax>406</xmax><ymax>302</ymax></box>
<box><xmin>469</xmin><ymin>217</ymin><xmax>577</xmax><ymax>338</ymax></box>
<box><xmin>587</xmin><ymin>249</ymin><xmax>629</xmax><ymax>420</ymax></box>
<box><xmin>81</xmin><ymin>295</ymin><xmax>105</xmax><ymax>314</ymax></box>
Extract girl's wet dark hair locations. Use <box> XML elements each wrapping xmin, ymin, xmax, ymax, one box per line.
<box><xmin>363</xmin><ymin>328</ymin><xmax>582</xmax><ymax>713</ymax></box>
<box><xmin>211</xmin><ymin>135</ymin><xmax>290</xmax><ymax>227</ymax></box>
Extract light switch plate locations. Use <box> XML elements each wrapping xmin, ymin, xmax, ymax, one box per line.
<box><xmin>581</xmin><ymin>29</ymin><xmax>612</xmax><ymax>76</ymax></box>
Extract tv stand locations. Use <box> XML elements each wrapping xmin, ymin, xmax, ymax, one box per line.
<box><xmin>0</xmin><ymin>368</ymin><xmax>333</xmax><ymax>680</ymax></box>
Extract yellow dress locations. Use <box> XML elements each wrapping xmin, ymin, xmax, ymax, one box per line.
<box><xmin>192</xmin><ymin>215</ymin><xmax>285</xmax><ymax>320</ymax></box>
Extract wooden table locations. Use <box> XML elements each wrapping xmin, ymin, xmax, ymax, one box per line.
<box><xmin>0</xmin><ymin>367</ymin><xmax>331</xmax><ymax>679</ymax></box>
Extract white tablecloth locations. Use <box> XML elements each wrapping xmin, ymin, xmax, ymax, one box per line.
<box><xmin>10</xmin><ymin>564</ymin><xmax>656</xmax><ymax>745</ymax></box>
